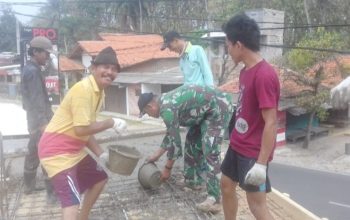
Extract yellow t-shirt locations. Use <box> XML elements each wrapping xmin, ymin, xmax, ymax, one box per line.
<box><xmin>38</xmin><ymin>75</ymin><xmax>104</xmax><ymax>177</ymax></box>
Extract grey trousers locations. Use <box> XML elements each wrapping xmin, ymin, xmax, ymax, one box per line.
<box><xmin>23</xmin><ymin>131</ymin><xmax>53</xmax><ymax>194</ymax></box>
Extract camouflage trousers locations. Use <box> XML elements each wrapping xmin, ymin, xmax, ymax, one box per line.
<box><xmin>184</xmin><ymin>95</ymin><xmax>233</xmax><ymax>201</ymax></box>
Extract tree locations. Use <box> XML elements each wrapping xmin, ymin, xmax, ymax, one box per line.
<box><xmin>216</xmin><ymin>0</ymin><xmax>350</xmax><ymax>50</ymax></box>
<box><xmin>0</xmin><ymin>8</ymin><xmax>16</xmax><ymax>52</ymax></box>
<box><xmin>287</xmin><ymin>28</ymin><xmax>345</xmax><ymax>148</ymax></box>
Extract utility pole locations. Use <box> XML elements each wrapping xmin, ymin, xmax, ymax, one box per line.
<box><xmin>16</xmin><ymin>18</ymin><xmax>20</xmax><ymax>55</ymax></box>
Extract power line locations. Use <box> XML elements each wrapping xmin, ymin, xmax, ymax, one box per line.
<box><xmin>260</xmin><ymin>23</ymin><xmax>350</xmax><ymax>30</ymax></box>
<box><xmin>0</xmin><ymin>1</ymin><xmax>46</xmax><ymax>6</ymax></box>
<box><xmin>260</xmin><ymin>44</ymin><xmax>350</xmax><ymax>54</ymax></box>
<box><xmin>2</xmin><ymin>0</ymin><xmax>350</xmax><ymax>29</ymax></box>
<box><xmin>0</xmin><ymin>9</ymin><xmax>49</xmax><ymax>19</ymax></box>
<box><xmin>80</xmin><ymin>27</ymin><xmax>350</xmax><ymax>54</ymax></box>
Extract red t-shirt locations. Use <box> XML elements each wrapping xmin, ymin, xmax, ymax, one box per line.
<box><xmin>230</xmin><ymin>60</ymin><xmax>280</xmax><ymax>160</ymax></box>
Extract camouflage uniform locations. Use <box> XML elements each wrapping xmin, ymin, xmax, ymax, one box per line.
<box><xmin>160</xmin><ymin>85</ymin><xmax>234</xmax><ymax>201</ymax></box>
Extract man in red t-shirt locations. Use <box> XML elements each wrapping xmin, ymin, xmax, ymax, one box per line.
<box><xmin>220</xmin><ymin>14</ymin><xmax>280</xmax><ymax>220</ymax></box>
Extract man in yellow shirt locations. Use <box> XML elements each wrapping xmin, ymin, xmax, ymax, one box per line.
<box><xmin>38</xmin><ymin>47</ymin><xmax>126</xmax><ymax>219</ymax></box>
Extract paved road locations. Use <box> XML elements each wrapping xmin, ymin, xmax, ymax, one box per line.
<box><xmin>270</xmin><ymin>163</ymin><xmax>350</xmax><ymax>220</ymax></box>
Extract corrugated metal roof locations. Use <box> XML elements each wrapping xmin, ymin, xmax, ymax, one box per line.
<box><xmin>113</xmin><ymin>68</ymin><xmax>183</xmax><ymax>85</ymax></box>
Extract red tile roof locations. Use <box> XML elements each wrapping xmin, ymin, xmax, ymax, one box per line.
<box><xmin>218</xmin><ymin>78</ymin><xmax>239</xmax><ymax>93</ymax></box>
<box><xmin>70</xmin><ymin>34</ymin><xmax>177</xmax><ymax>68</ymax></box>
<box><xmin>59</xmin><ymin>55</ymin><xmax>84</xmax><ymax>72</ymax></box>
<box><xmin>98</xmin><ymin>33</ymin><xmax>163</xmax><ymax>44</ymax></box>
<box><xmin>218</xmin><ymin>55</ymin><xmax>350</xmax><ymax>98</ymax></box>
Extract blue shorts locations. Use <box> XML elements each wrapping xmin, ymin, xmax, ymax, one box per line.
<box><xmin>220</xmin><ymin>147</ymin><xmax>271</xmax><ymax>192</ymax></box>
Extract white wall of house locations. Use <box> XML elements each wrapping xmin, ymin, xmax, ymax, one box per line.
<box><xmin>141</xmin><ymin>83</ymin><xmax>161</xmax><ymax>96</ymax></box>
<box><xmin>246</xmin><ymin>8</ymin><xmax>285</xmax><ymax>62</ymax></box>
<box><xmin>82</xmin><ymin>53</ymin><xmax>92</xmax><ymax>68</ymax></box>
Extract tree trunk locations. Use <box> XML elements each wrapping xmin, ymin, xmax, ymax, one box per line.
<box><xmin>218</xmin><ymin>52</ymin><xmax>227</xmax><ymax>85</ymax></box>
<box><xmin>63</xmin><ymin>35</ymin><xmax>68</xmax><ymax>54</ymax></box>
<box><xmin>303</xmin><ymin>0</ymin><xmax>312</xmax><ymax>32</ymax></box>
<box><xmin>303</xmin><ymin>110</ymin><xmax>316</xmax><ymax>149</ymax></box>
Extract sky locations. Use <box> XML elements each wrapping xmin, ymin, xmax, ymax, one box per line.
<box><xmin>0</xmin><ymin>0</ymin><xmax>46</xmax><ymax>24</ymax></box>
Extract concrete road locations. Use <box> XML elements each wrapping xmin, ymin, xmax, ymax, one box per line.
<box><xmin>270</xmin><ymin>163</ymin><xmax>350</xmax><ymax>220</ymax></box>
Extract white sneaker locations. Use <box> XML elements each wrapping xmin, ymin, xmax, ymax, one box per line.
<box><xmin>196</xmin><ymin>196</ymin><xmax>222</xmax><ymax>213</ymax></box>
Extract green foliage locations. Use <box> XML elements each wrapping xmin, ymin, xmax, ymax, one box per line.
<box><xmin>0</xmin><ymin>10</ymin><xmax>16</xmax><ymax>52</ymax></box>
<box><xmin>287</xmin><ymin>28</ymin><xmax>345</xmax><ymax>70</ymax></box>
<box><xmin>296</xmin><ymin>91</ymin><xmax>329</xmax><ymax>117</ymax></box>
<box><xmin>288</xmin><ymin>28</ymin><xmax>345</xmax><ymax>124</ymax></box>
<box><xmin>186</xmin><ymin>30</ymin><xmax>210</xmax><ymax>48</ymax></box>
<box><xmin>316</xmin><ymin>107</ymin><xmax>329</xmax><ymax>122</ymax></box>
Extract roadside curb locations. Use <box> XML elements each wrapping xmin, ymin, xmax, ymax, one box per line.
<box><xmin>269</xmin><ymin>188</ymin><xmax>321</xmax><ymax>220</ymax></box>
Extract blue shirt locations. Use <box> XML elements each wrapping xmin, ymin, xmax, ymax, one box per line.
<box><xmin>179</xmin><ymin>42</ymin><xmax>214</xmax><ymax>86</ymax></box>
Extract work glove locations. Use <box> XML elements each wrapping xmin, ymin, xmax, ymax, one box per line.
<box><xmin>99</xmin><ymin>152</ymin><xmax>109</xmax><ymax>166</ymax></box>
<box><xmin>112</xmin><ymin>118</ymin><xmax>127</xmax><ymax>134</ymax></box>
<box><xmin>244</xmin><ymin>163</ymin><xmax>267</xmax><ymax>186</ymax></box>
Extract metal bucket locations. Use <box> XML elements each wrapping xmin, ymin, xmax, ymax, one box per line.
<box><xmin>107</xmin><ymin>145</ymin><xmax>142</xmax><ymax>176</ymax></box>
<box><xmin>138</xmin><ymin>162</ymin><xmax>161</xmax><ymax>189</ymax></box>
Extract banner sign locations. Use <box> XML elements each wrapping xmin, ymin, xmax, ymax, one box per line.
<box><xmin>20</xmin><ymin>27</ymin><xmax>60</xmax><ymax>104</ymax></box>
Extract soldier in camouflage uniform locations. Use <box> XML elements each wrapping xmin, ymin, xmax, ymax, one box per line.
<box><xmin>139</xmin><ymin>85</ymin><xmax>233</xmax><ymax>213</ymax></box>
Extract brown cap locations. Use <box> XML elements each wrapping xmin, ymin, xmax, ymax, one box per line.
<box><xmin>91</xmin><ymin>46</ymin><xmax>121</xmax><ymax>71</ymax></box>
<box><xmin>30</xmin><ymin>36</ymin><xmax>54</xmax><ymax>53</ymax></box>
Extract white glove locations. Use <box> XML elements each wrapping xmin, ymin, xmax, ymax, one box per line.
<box><xmin>99</xmin><ymin>152</ymin><xmax>109</xmax><ymax>165</ymax></box>
<box><xmin>244</xmin><ymin>163</ymin><xmax>267</xmax><ymax>186</ymax></box>
<box><xmin>112</xmin><ymin>118</ymin><xmax>127</xmax><ymax>133</ymax></box>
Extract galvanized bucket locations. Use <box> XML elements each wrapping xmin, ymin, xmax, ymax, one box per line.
<box><xmin>138</xmin><ymin>162</ymin><xmax>161</xmax><ymax>189</ymax></box>
<box><xmin>107</xmin><ymin>145</ymin><xmax>142</xmax><ymax>176</ymax></box>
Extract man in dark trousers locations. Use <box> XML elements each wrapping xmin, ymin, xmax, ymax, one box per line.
<box><xmin>220</xmin><ymin>14</ymin><xmax>280</xmax><ymax>220</ymax></box>
<box><xmin>21</xmin><ymin>36</ymin><xmax>56</xmax><ymax>203</ymax></box>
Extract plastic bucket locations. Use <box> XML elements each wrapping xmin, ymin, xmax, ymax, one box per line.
<box><xmin>138</xmin><ymin>162</ymin><xmax>161</xmax><ymax>189</ymax></box>
<box><xmin>107</xmin><ymin>145</ymin><xmax>142</xmax><ymax>176</ymax></box>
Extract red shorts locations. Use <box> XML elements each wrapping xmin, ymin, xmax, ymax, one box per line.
<box><xmin>51</xmin><ymin>155</ymin><xmax>108</xmax><ymax>208</ymax></box>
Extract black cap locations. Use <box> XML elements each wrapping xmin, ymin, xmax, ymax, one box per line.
<box><xmin>91</xmin><ymin>46</ymin><xmax>121</xmax><ymax>71</ymax></box>
<box><xmin>138</xmin><ymin>93</ymin><xmax>154</xmax><ymax>116</ymax></box>
<box><xmin>160</xmin><ymin>31</ymin><xmax>181</xmax><ymax>51</ymax></box>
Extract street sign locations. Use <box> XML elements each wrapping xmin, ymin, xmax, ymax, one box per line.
<box><xmin>20</xmin><ymin>27</ymin><xmax>60</xmax><ymax>105</ymax></box>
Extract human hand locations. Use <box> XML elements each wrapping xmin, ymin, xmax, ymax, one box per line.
<box><xmin>146</xmin><ymin>154</ymin><xmax>160</xmax><ymax>163</ymax></box>
<box><xmin>145</xmin><ymin>148</ymin><xmax>166</xmax><ymax>163</ymax></box>
<box><xmin>112</xmin><ymin>118</ymin><xmax>127</xmax><ymax>134</ymax></box>
<box><xmin>160</xmin><ymin>166</ymin><xmax>172</xmax><ymax>182</ymax></box>
<box><xmin>244</xmin><ymin>163</ymin><xmax>267</xmax><ymax>186</ymax></box>
<box><xmin>98</xmin><ymin>152</ymin><xmax>109</xmax><ymax>165</ymax></box>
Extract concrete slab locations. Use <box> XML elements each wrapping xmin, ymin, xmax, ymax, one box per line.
<box><xmin>3</xmin><ymin>133</ymin><xmax>319</xmax><ymax>220</ymax></box>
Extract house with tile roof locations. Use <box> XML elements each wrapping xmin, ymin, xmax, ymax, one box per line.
<box><xmin>219</xmin><ymin>55</ymin><xmax>350</xmax><ymax>145</ymax></box>
<box><xmin>64</xmin><ymin>33</ymin><xmax>181</xmax><ymax>116</ymax></box>
<box><xmin>58</xmin><ymin>55</ymin><xmax>85</xmax><ymax>93</ymax></box>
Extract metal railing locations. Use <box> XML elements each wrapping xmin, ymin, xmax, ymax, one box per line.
<box><xmin>0</xmin><ymin>133</ymin><xmax>29</xmax><ymax>220</ymax></box>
